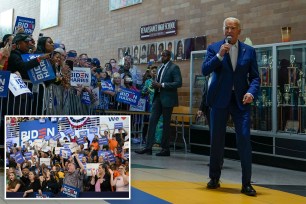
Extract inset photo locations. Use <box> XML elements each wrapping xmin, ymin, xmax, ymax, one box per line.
<box><xmin>5</xmin><ymin>116</ymin><xmax>130</xmax><ymax>200</ymax></box>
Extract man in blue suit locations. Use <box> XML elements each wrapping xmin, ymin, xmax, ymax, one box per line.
<box><xmin>202</xmin><ymin>17</ymin><xmax>260</xmax><ymax>196</ymax></box>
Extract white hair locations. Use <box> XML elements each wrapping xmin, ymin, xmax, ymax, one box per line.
<box><xmin>223</xmin><ymin>17</ymin><xmax>241</xmax><ymax>30</ymax></box>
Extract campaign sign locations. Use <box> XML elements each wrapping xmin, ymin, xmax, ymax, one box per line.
<box><xmin>6</xmin><ymin>140</ymin><xmax>13</xmax><ymax>148</ymax></box>
<box><xmin>34</xmin><ymin>192</ymin><xmax>53</xmax><ymax>198</ymax></box>
<box><xmin>19</xmin><ymin>118</ymin><xmax>58</xmax><ymax>147</ymax></box>
<box><xmin>130</xmin><ymin>98</ymin><xmax>146</xmax><ymax>112</ymax></box>
<box><xmin>24</xmin><ymin>152</ymin><xmax>32</xmax><ymax>160</ymax></box>
<box><xmin>61</xmin><ymin>184</ymin><xmax>80</xmax><ymax>198</ymax></box>
<box><xmin>10</xmin><ymin>153</ymin><xmax>16</xmax><ymax>160</ymax></box>
<box><xmin>116</xmin><ymin>88</ymin><xmax>140</xmax><ymax>106</ymax></box>
<box><xmin>78</xmin><ymin>154</ymin><xmax>84</xmax><ymax>160</ymax></box>
<box><xmin>15</xmin><ymin>151</ymin><xmax>25</xmax><ymax>164</ymax></box>
<box><xmin>79</xmin><ymin>130</ymin><xmax>88</xmax><ymax>137</ymax></box>
<box><xmin>124</xmin><ymin>153</ymin><xmax>129</xmax><ymax>159</ymax></box>
<box><xmin>85</xmin><ymin>163</ymin><xmax>100</xmax><ymax>176</ymax></box>
<box><xmin>103</xmin><ymin>150</ymin><xmax>116</xmax><ymax>163</ymax></box>
<box><xmin>60</xmin><ymin>149</ymin><xmax>71</xmax><ymax>159</ymax></box>
<box><xmin>8</xmin><ymin>73</ymin><xmax>31</xmax><ymax>96</ymax></box>
<box><xmin>98</xmin><ymin>137</ymin><xmax>108</xmax><ymax>145</ymax></box>
<box><xmin>21</xmin><ymin>54</ymin><xmax>56</xmax><ymax>84</ymax></box>
<box><xmin>53</xmin><ymin>132</ymin><xmax>62</xmax><ymax>140</ymax></box>
<box><xmin>81</xmin><ymin>91</ymin><xmax>91</xmax><ymax>105</ymax></box>
<box><xmin>114</xmin><ymin>122</ymin><xmax>123</xmax><ymax>129</ymax></box>
<box><xmin>64</xmin><ymin>128</ymin><xmax>74</xmax><ymax>136</ymax></box>
<box><xmin>77</xmin><ymin>137</ymin><xmax>85</xmax><ymax>145</ymax></box>
<box><xmin>0</xmin><ymin>71</ymin><xmax>10</xmax><ymax>97</ymax></box>
<box><xmin>40</xmin><ymin>158</ymin><xmax>51</xmax><ymax>167</ymax></box>
<box><xmin>70</xmin><ymin>67</ymin><xmax>91</xmax><ymax>87</ymax></box>
<box><xmin>101</xmin><ymin>80</ymin><xmax>114</xmax><ymax>91</ymax></box>
<box><xmin>14</xmin><ymin>16</ymin><xmax>35</xmax><ymax>34</ymax></box>
<box><xmin>89</xmin><ymin>127</ymin><xmax>98</xmax><ymax>134</ymax></box>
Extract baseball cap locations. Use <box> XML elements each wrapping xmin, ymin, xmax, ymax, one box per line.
<box><xmin>91</xmin><ymin>58</ymin><xmax>100</xmax><ymax>66</ymax></box>
<box><xmin>12</xmin><ymin>33</ymin><xmax>32</xmax><ymax>44</ymax></box>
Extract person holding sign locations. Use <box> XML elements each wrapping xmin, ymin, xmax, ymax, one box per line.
<box><xmin>135</xmin><ymin>50</ymin><xmax>182</xmax><ymax>156</ymax></box>
<box><xmin>23</xmin><ymin>171</ymin><xmax>41</xmax><ymax>197</ymax></box>
<box><xmin>7</xmin><ymin>33</ymin><xmax>50</xmax><ymax>79</ymax></box>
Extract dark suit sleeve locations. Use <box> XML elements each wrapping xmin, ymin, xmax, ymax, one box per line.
<box><xmin>7</xmin><ymin>51</ymin><xmax>40</xmax><ymax>79</ymax></box>
<box><xmin>164</xmin><ymin>64</ymin><xmax>182</xmax><ymax>89</ymax></box>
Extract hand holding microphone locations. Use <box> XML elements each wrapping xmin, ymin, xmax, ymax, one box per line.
<box><xmin>218</xmin><ymin>36</ymin><xmax>232</xmax><ymax>57</ymax></box>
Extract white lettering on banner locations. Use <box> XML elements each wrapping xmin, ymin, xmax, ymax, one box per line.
<box><xmin>17</xmin><ymin>22</ymin><xmax>29</xmax><ymax>28</ymax></box>
<box><xmin>165</xmin><ymin>22</ymin><xmax>175</xmax><ymax>30</ymax></box>
<box><xmin>118</xmin><ymin>95</ymin><xmax>137</xmax><ymax>103</ymax></box>
<box><xmin>20</xmin><ymin>128</ymin><xmax>56</xmax><ymax>144</ymax></box>
<box><xmin>0</xmin><ymin>78</ymin><xmax>5</xmax><ymax>92</ymax></box>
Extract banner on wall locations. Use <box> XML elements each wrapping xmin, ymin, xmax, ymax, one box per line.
<box><xmin>19</xmin><ymin>118</ymin><xmax>58</xmax><ymax>147</ymax></box>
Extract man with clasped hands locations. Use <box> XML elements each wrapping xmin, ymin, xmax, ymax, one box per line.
<box><xmin>135</xmin><ymin>50</ymin><xmax>182</xmax><ymax>156</ymax></box>
<box><xmin>202</xmin><ymin>17</ymin><xmax>260</xmax><ymax>196</ymax></box>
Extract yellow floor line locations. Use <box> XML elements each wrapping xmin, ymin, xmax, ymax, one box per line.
<box><xmin>132</xmin><ymin>180</ymin><xmax>306</xmax><ymax>204</ymax></box>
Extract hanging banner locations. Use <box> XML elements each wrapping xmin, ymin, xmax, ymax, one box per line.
<box><xmin>0</xmin><ymin>71</ymin><xmax>10</xmax><ymax>97</ymax></box>
<box><xmin>14</xmin><ymin>16</ymin><xmax>35</xmax><ymax>34</ymax></box>
<box><xmin>21</xmin><ymin>54</ymin><xmax>56</xmax><ymax>84</ymax></box>
<box><xmin>8</xmin><ymin>74</ymin><xmax>31</xmax><ymax>96</ymax></box>
<box><xmin>19</xmin><ymin>118</ymin><xmax>58</xmax><ymax>147</ymax></box>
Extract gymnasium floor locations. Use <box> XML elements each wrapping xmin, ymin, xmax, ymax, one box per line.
<box><xmin>1</xmin><ymin>147</ymin><xmax>306</xmax><ymax>204</ymax></box>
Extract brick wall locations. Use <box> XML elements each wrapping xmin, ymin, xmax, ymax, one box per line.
<box><xmin>1</xmin><ymin>0</ymin><xmax>306</xmax><ymax>107</ymax></box>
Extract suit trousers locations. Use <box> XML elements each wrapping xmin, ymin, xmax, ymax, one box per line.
<box><xmin>209</xmin><ymin>91</ymin><xmax>252</xmax><ymax>185</ymax></box>
<box><xmin>146</xmin><ymin>93</ymin><xmax>173</xmax><ymax>150</ymax></box>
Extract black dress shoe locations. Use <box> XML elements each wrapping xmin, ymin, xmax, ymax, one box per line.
<box><xmin>156</xmin><ymin>149</ymin><xmax>170</xmax><ymax>156</ymax></box>
<box><xmin>241</xmin><ymin>184</ymin><xmax>257</xmax><ymax>196</ymax></box>
<box><xmin>135</xmin><ymin>148</ymin><xmax>152</xmax><ymax>155</ymax></box>
<box><xmin>207</xmin><ymin>179</ymin><xmax>220</xmax><ymax>189</ymax></box>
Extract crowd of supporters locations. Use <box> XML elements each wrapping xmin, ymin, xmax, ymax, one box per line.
<box><xmin>6</xmin><ymin>117</ymin><xmax>129</xmax><ymax>197</ymax></box>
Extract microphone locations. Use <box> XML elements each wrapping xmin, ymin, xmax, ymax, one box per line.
<box><xmin>225</xmin><ymin>36</ymin><xmax>232</xmax><ymax>44</ymax></box>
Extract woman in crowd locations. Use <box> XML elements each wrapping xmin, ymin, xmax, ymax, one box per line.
<box><xmin>109</xmin><ymin>164</ymin><xmax>129</xmax><ymax>192</ymax></box>
<box><xmin>23</xmin><ymin>171</ymin><xmax>41</xmax><ymax>197</ymax></box>
<box><xmin>6</xmin><ymin>172</ymin><xmax>24</xmax><ymax>192</ymax></box>
<box><xmin>35</xmin><ymin>37</ymin><xmax>54</xmax><ymax>54</ymax></box>
<box><xmin>90</xmin><ymin>164</ymin><xmax>112</xmax><ymax>192</ymax></box>
<box><xmin>41</xmin><ymin>168</ymin><xmax>59</xmax><ymax>195</ymax></box>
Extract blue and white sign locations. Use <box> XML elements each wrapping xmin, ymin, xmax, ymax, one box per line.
<box><xmin>24</xmin><ymin>152</ymin><xmax>32</xmax><ymax>160</ymax></box>
<box><xmin>0</xmin><ymin>71</ymin><xmax>10</xmax><ymax>97</ymax></box>
<box><xmin>98</xmin><ymin>137</ymin><xmax>108</xmax><ymax>145</ymax></box>
<box><xmin>61</xmin><ymin>184</ymin><xmax>80</xmax><ymax>198</ymax></box>
<box><xmin>19</xmin><ymin>118</ymin><xmax>58</xmax><ymax>147</ymax></box>
<box><xmin>79</xmin><ymin>130</ymin><xmax>88</xmax><ymax>138</ymax></box>
<box><xmin>14</xmin><ymin>16</ymin><xmax>35</xmax><ymax>34</ymax></box>
<box><xmin>114</xmin><ymin>122</ymin><xmax>123</xmax><ymax>129</ymax></box>
<box><xmin>64</xmin><ymin>128</ymin><xmax>74</xmax><ymax>136</ymax></box>
<box><xmin>116</xmin><ymin>88</ymin><xmax>140</xmax><ymax>106</ymax></box>
<box><xmin>101</xmin><ymin>80</ymin><xmax>114</xmax><ymax>91</ymax></box>
<box><xmin>34</xmin><ymin>192</ymin><xmax>53</xmax><ymax>198</ymax></box>
<box><xmin>130</xmin><ymin>98</ymin><xmax>146</xmax><ymax>112</ymax></box>
<box><xmin>8</xmin><ymin>73</ymin><xmax>31</xmax><ymax>96</ymax></box>
<box><xmin>70</xmin><ymin>67</ymin><xmax>91</xmax><ymax>87</ymax></box>
<box><xmin>53</xmin><ymin>132</ymin><xmax>62</xmax><ymax>140</ymax></box>
<box><xmin>89</xmin><ymin>127</ymin><xmax>98</xmax><ymax>134</ymax></box>
<box><xmin>15</xmin><ymin>151</ymin><xmax>25</xmax><ymax>164</ymax></box>
<box><xmin>81</xmin><ymin>91</ymin><xmax>91</xmax><ymax>105</ymax></box>
<box><xmin>21</xmin><ymin>54</ymin><xmax>56</xmax><ymax>84</ymax></box>
<box><xmin>77</xmin><ymin>137</ymin><xmax>85</xmax><ymax>145</ymax></box>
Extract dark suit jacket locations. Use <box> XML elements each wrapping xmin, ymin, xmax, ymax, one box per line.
<box><xmin>202</xmin><ymin>40</ymin><xmax>260</xmax><ymax>110</ymax></box>
<box><xmin>154</xmin><ymin>61</ymin><xmax>182</xmax><ymax>107</ymax></box>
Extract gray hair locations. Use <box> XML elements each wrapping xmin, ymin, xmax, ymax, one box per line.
<box><xmin>223</xmin><ymin>17</ymin><xmax>241</xmax><ymax>30</ymax></box>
